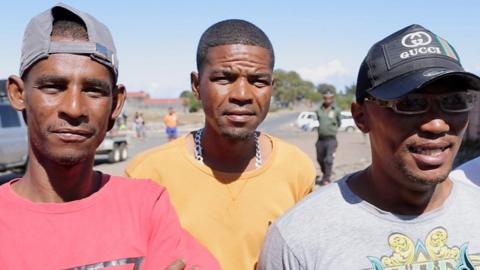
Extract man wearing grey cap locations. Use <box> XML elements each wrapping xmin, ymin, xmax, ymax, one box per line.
<box><xmin>258</xmin><ymin>24</ymin><xmax>480</xmax><ymax>269</ymax></box>
<box><xmin>0</xmin><ymin>3</ymin><xmax>219</xmax><ymax>269</ymax></box>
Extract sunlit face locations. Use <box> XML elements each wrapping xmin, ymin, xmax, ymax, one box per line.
<box><xmin>21</xmin><ymin>53</ymin><xmax>120</xmax><ymax>166</ymax></box>
<box><xmin>192</xmin><ymin>44</ymin><xmax>273</xmax><ymax>140</ymax></box>
<box><xmin>364</xmin><ymin>80</ymin><xmax>469</xmax><ymax>187</ymax></box>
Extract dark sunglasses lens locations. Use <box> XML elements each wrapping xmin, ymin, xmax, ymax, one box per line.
<box><xmin>441</xmin><ymin>92</ymin><xmax>473</xmax><ymax>112</ymax></box>
<box><xmin>396</xmin><ymin>95</ymin><xmax>428</xmax><ymax>113</ymax></box>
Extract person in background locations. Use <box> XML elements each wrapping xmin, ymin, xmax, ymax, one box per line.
<box><xmin>315</xmin><ymin>90</ymin><xmax>341</xmax><ymax>185</ymax></box>
<box><xmin>164</xmin><ymin>107</ymin><xmax>178</xmax><ymax>141</ymax></box>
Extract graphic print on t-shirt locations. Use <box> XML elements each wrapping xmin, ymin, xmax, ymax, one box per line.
<box><xmin>65</xmin><ymin>256</ymin><xmax>144</xmax><ymax>270</ymax></box>
<box><xmin>366</xmin><ymin>227</ymin><xmax>479</xmax><ymax>270</ymax></box>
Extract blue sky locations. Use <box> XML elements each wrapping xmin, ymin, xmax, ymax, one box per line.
<box><xmin>1</xmin><ymin>1</ymin><xmax>479</xmax><ymax>97</ymax></box>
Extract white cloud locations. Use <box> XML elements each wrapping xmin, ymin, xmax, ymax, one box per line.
<box><xmin>297</xmin><ymin>59</ymin><xmax>350</xmax><ymax>84</ymax></box>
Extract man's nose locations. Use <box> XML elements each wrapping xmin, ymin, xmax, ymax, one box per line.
<box><xmin>59</xmin><ymin>87</ymin><xmax>87</xmax><ymax>123</ymax></box>
<box><xmin>229</xmin><ymin>77</ymin><xmax>253</xmax><ymax>105</ymax></box>
<box><xmin>418</xmin><ymin>101</ymin><xmax>450</xmax><ymax>136</ymax></box>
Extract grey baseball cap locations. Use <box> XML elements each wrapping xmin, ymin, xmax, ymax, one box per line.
<box><xmin>20</xmin><ymin>3</ymin><xmax>118</xmax><ymax>78</ymax></box>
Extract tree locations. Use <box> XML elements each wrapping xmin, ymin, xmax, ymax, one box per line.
<box><xmin>179</xmin><ymin>90</ymin><xmax>201</xmax><ymax>113</ymax></box>
<box><xmin>334</xmin><ymin>84</ymin><xmax>356</xmax><ymax>111</ymax></box>
<box><xmin>273</xmin><ymin>69</ymin><xmax>316</xmax><ymax>106</ymax></box>
<box><xmin>344</xmin><ymin>83</ymin><xmax>356</xmax><ymax>96</ymax></box>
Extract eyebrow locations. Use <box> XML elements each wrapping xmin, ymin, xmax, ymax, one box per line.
<box><xmin>210</xmin><ymin>68</ymin><xmax>272</xmax><ymax>77</ymax></box>
<box><xmin>250</xmin><ymin>72</ymin><xmax>272</xmax><ymax>78</ymax></box>
<box><xmin>34</xmin><ymin>74</ymin><xmax>69</xmax><ymax>86</ymax></box>
<box><xmin>83</xmin><ymin>78</ymin><xmax>112</xmax><ymax>91</ymax></box>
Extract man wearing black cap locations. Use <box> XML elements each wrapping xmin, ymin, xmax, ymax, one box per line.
<box><xmin>0</xmin><ymin>4</ymin><xmax>219</xmax><ymax>269</ymax></box>
<box><xmin>315</xmin><ymin>90</ymin><xmax>341</xmax><ymax>185</ymax></box>
<box><xmin>258</xmin><ymin>24</ymin><xmax>480</xmax><ymax>269</ymax></box>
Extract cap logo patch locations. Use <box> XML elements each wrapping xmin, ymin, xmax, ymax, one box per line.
<box><xmin>399</xmin><ymin>31</ymin><xmax>442</xmax><ymax>60</ymax></box>
<box><xmin>401</xmin><ymin>31</ymin><xmax>432</xmax><ymax>48</ymax></box>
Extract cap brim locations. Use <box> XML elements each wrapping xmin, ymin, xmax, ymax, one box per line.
<box><xmin>368</xmin><ymin>68</ymin><xmax>480</xmax><ymax>100</ymax></box>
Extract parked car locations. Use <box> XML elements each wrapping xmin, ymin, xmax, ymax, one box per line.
<box><xmin>95</xmin><ymin>129</ymin><xmax>128</xmax><ymax>163</ymax></box>
<box><xmin>0</xmin><ymin>80</ymin><xmax>29</xmax><ymax>172</ymax></box>
<box><xmin>295</xmin><ymin>111</ymin><xmax>358</xmax><ymax>132</ymax></box>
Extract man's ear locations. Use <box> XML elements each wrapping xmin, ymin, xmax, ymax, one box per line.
<box><xmin>7</xmin><ymin>75</ymin><xmax>26</xmax><ymax>111</ymax></box>
<box><xmin>107</xmin><ymin>83</ymin><xmax>126</xmax><ymax>131</ymax></box>
<box><xmin>190</xmin><ymin>71</ymin><xmax>201</xmax><ymax>100</ymax></box>
<box><xmin>351</xmin><ymin>101</ymin><xmax>370</xmax><ymax>133</ymax></box>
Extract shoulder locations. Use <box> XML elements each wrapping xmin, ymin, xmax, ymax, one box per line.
<box><xmin>450</xmin><ymin>157</ymin><xmax>480</xmax><ymax>187</ymax></box>
<box><xmin>126</xmin><ymin>135</ymin><xmax>187</xmax><ymax>173</ymax></box>
<box><xmin>105</xmin><ymin>175</ymin><xmax>166</xmax><ymax>196</ymax></box>
<box><xmin>271</xmin><ymin>179</ymin><xmax>352</xmax><ymax>248</ymax></box>
<box><xmin>275</xmin><ymin>178</ymin><xmax>349</xmax><ymax>230</ymax></box>
<box><xmin>269</xmin><ymin>134</ymin><xmax>311</xmax><ymax>160</ymax></box>
<box><xmin>267</xmin><ymin>134</ymin><xmax>315</xmax><ymax>172</ymax></box>
<box><xmin>452</xmin><ymin>179</ymin><xmax>480</xmax><ymax>199</ymax></box>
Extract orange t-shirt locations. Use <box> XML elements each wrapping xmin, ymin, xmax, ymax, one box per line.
<box><xmin>163</xmin><ymin>113</ymin><xmax>177</xmax><ymax>128</ymax></box>
<box><xmin>126</xmin><ymin>134</ymin><xmax>315</xmax><ymax>270</ymax></box>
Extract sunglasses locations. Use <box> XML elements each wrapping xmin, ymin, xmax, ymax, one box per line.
<box><xmin>365</xmin><ymin>91</ymin><xmax>478</xmax><ymax>115</ymax></box>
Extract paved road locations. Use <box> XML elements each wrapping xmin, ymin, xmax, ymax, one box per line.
<box><xmin>1</xmin><ymin>111</ymin><xmax>372</xmax><ymax>183</ymax></box>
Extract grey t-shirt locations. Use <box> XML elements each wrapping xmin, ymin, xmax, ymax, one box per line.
<box><xmin>258</xmin><ymin>175</ymin><xmax>480</xmax><ymax>269</ymax></box>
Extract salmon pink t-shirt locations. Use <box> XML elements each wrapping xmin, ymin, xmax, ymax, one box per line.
<box><xmin>0</xmin><ymin>175</ymin><xmax>219</xmax><ymax>270</ymax></box>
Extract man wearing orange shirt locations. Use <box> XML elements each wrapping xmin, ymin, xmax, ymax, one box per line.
<box><xmin>164</xmin><ymin>107</ymin><xmax>178</xmax><ymax>141</ymax></box>
<box><xmin>127</xmin><ymin>19</ymin><xmax>316</xmax><ymax>269</ymax></box>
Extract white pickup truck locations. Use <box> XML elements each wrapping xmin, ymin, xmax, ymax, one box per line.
<box><xmin>95</xmin><ymin>127</ymin><xmax>128</xmax><ymax>163</ymax></box>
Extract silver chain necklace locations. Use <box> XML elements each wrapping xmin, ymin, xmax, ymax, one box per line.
<box><xmin>194</xmin><ymin>128</ymin><xmax>262</xmax><ymax>168</ymax></box>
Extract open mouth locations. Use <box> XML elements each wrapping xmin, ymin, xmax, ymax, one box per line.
<box><xmin>408</xmin><ymin>145</ymin><xmax>450</xmax><ymax>156</ymax></box>
<box><xmin>407</xmin><ymin>143</ymin><xmax>452</xmax><ymax>167</ymax></box>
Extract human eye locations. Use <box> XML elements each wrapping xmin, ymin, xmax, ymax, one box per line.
<box><xmin>211</xmin><ymin>76</ymin><xmax>230</xmax><ymax>84</ymax></box>
<box><xmin>440</xmin><ymin>92</ymin><xmax>473</xmax><ymax>111</ymax></box>
<box><xmin>84</xmin><ymin>86</ymin><xmax>110</xmax><ymax>98</ymax></box>
<box><xmin>395</xmin><ymin>95</ymin><xmax>428</xmax><ymax>113</ymax></box>
<box><xmin>249</xmin><ymin>74</ymin><xmax>271</xmax><ymax>88</ymax></box>
<box><xmin>36</xmin><ymin>76</ymin><xmax>68</xmax><ymax>94</ymax></box>
<box><xmin>83</xmin><ymin>80</ymin><xmax>111</xmax><ymax>98</ymax></box>
<box><xmin>210</xmin><ymin>71</ymin><xmax>235</xmax><ymax>85</ymax></box>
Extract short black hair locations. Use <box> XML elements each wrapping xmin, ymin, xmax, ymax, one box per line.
<box><xmin>51</xmin><ymin>6</ymin><xmax>88</xmax><ymax>40</ymax></box>
<box><xmin>196</xmin><ymin>19</ymin><xmax>275</xmax><ymax>72</ymax></box>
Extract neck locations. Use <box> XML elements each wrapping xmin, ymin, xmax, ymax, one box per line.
<box><xmin>348</xmin><ymin>165</ymin><xmax>452</xmax><ymax>215</ymax></box>
<box><xmin>12</xmin><ymin>150</ymin><xmax>99</xmax><ymax>203</ymax></box>
<box><xmin>199</xmin><ymin>125</ymin><xmax>258</xmax><ymax>172</ymax></box>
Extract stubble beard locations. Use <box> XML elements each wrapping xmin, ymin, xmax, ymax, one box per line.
<box><xmin>220</xmin><ymin>127</ymin><xmax>255</xmax><ymax>141</ymax></box>
<box><xmin>396</xmin><ymin>157</ymin><xmax>450</xmax><ymax>186</ymax></box>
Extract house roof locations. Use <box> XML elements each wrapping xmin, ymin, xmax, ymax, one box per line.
<box><xmin>143</xmin><ymin>98</ymin><xmax>181</xmax><ymax>105</ymax></box>
<box><xmin>126</xmin><ymin>91</ymin><xmax>149</xmax><ymax>98</ymax></box>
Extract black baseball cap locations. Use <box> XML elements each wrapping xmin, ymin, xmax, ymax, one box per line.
<box><xmin>356</xmin><ymin>24</ymin><xmax>480</xmax><ymax>101</ymax></box>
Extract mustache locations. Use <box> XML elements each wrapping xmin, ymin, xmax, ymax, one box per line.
<box><xmin>47</xmin><ymin>121</ymin><xmax>97</xmax><ymax>134</ymax></box>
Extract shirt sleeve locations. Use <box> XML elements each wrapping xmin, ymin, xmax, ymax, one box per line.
<box><xmin>142</xmin><ymin>188</ymin><xmax>220</xmax><ymax>269</ymax></box>
<box><xmin>257</xmin><ymin>224</ymin><xmax>304</xmax><ymax>270</ymax></box>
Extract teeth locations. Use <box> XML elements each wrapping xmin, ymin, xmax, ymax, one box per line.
<box><xmin>410</xmin><ymin>147</ymin><xmax>445</xmax><ymax>156</ymax></box>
